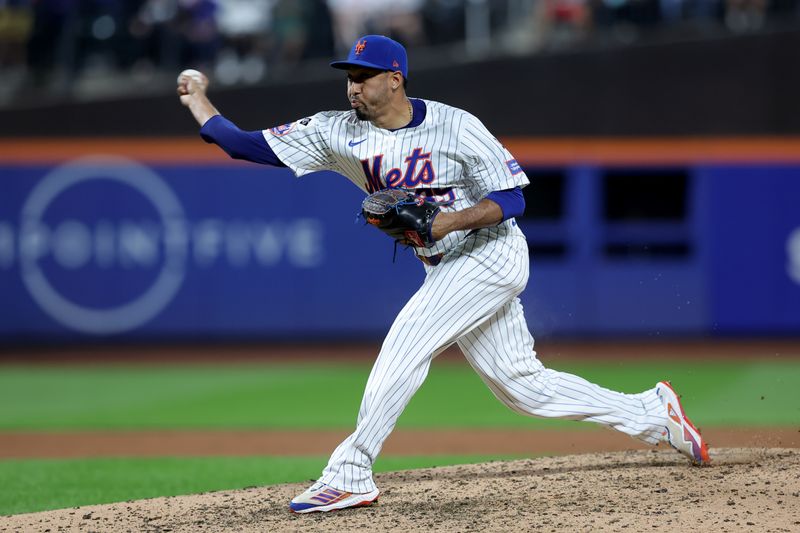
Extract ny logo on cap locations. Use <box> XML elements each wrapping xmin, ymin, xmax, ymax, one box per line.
<box><xmin>355</xmin><ymin>39</ymin><xmax>367</xmax><ymax>55</ymax></box>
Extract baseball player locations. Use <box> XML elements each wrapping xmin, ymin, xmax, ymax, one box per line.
<box><xmin>177</xmin><ymin>35</ymin><xmax>710</xmax><ymax>514</ymax></box>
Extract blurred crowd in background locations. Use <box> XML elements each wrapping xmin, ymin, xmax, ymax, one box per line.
<box><xmin>0</xmin><ymin>0</ymin><xmax>798</xmax><ymax>106</ymax></box>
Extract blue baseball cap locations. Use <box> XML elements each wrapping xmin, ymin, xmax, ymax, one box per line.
<box><xmin>330</xmin><ymin>35</ymin><xmax>408</xmax><ymax>78</ymax></box>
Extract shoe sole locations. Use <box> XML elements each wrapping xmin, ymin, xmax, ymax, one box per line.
<box><xmin>659</xmin><ymin>381</ymin><xmax>711</xmax><ymax>465</ymax></box>
<box><xmin>290</xmin><ymin>489</ymin><xmax>379</xmax><ymax>514</ymax></box>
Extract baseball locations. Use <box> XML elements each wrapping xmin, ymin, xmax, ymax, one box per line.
<box><xmin>177</xmin><ymin>69</ymin><xmax>206</xmax><ymax>86</ymax></box>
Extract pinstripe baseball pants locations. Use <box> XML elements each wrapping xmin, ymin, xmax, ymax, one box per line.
<box><xmin>319</xmin><ymin>225</ymin><xmax>668</xmax><ymax>493</ymax></box>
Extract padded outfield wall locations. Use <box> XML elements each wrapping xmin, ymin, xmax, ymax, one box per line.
<box><xmin>0</xmin><ymin>138</ymin><xmax>798</xmax><ymax>343</ymax></box>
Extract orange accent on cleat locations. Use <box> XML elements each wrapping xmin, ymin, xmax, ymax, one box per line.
<box><xmin>657</xmin><ymin>381</ymin><xmax>711</xmax><ymax>466</ymax></box>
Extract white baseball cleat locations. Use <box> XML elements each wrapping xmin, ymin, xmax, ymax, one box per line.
<box><xmin>656</xmin><ymin>381</ymin><xmax>711</xmax><ymax>465</ymax></box>
<box><xmin>289</xmin><ymin>482</ymin><xmax>379</xmax><ymax>513</ymax></box>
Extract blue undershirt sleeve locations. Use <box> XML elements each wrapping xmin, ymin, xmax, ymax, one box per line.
<box><xmin>199</xmin><ymin>114</ymin><xmax>285</xmax><ymax>167</ymax></box>
<box><xmin>485</xmin><ymin>187</ymin><xmax>525</xmax><ymax>221</ymax></box>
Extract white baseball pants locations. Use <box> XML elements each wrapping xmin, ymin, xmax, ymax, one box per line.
<box><xmin>319</xmin><ymin>226</ymin><xmax>668</xmax><ymax>493</ymax></box>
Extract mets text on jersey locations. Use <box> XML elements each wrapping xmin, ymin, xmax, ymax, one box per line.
<box><xmin>361</xmin><ymin>148</ymin><xmax>435</xmax><ymax>192</ymax></box>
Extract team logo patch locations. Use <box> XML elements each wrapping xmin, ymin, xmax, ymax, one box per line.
<box><xmin>355</xmin><ymin>39</ymin><xmax>367</xmax><ymax>55</ymax></box>
<box><xmin>298</xmin><ymin>117</ymin><xmax>312</xmax><ymax>126</ymax></box>
<box><xmin>269</xmin><ymin>122</ymin><xmax>296</xmax><ymax>136</ymax></box>
<box><xmin>506</xmin><ymin>159</ymin><xmax>523</xmax><ymax>175</ymax></box>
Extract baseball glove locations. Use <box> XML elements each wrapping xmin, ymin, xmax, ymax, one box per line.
<box><xmin>361</xmin><ymin>188</ymin><xmax>440</xmax><ymax>248</ymax></box>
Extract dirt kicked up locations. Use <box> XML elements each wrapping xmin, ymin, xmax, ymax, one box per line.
<box><xmin>2</xmin><ymin>448</ymin><xmax>798</xmax><ymax>532</ymax></box>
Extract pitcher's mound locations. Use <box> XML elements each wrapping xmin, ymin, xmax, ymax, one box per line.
<box><xmin>3</xmin><ymin>448</ymin><xmax>798</xmax><ymax>532</ymax></box>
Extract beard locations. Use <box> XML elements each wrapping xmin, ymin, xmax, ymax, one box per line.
<box><xmin>354</xmin><ymin>107</ymin><xmax>369</xmax><ymax>121</ymax></box>
<box><xmin>350</xmin><ymin>88</ymin><xmax>390</xmax><ymax>122</ymax></box>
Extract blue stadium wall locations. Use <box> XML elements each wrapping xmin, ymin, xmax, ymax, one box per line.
<box><xmin>1</xmin><ymin>141</ymin><xmax>798</xmax><ymax>343</ymax></box>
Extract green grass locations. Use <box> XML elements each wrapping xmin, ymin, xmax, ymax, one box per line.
<box><xmin>0</xmin><ymin>454</ymin><xmax>520</xmax><ymax>516</ymax></box>
<box><xmin>407</xmin><ymin>359</ymin><xmax>800</xmax><ymax>428</ymax></box>
<box><xmin>0</xmin><ymin>359</ymin><xmax>797</xmax><ymax>431</ymax></box>
<box><xmin>1</xmin><ymin>358</ymin><xmax>798</xmax><ymax>516</ymax></box>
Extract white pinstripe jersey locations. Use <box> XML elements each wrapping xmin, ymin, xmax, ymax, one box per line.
<box><xmin>263</xmin><ymin>99</ymin><xmax>530</xmax><ymax>257</ymax></box>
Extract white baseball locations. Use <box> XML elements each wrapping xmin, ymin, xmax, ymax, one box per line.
<box><xmin>177</xmin><ymin>69</ymin><xmax>206</xmax><ymax>85</ymax></box>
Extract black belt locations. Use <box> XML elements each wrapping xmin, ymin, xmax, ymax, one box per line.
<box><xmin>417</xmin><ymin>253</ymin><xmax>444</xmax><ymax>266</ymax></box>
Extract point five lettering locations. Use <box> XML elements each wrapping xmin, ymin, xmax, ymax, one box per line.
<box><xmin>360</xmin><ymin>148</ymin><xmax>436</xmax><ymax>193</ymax></box>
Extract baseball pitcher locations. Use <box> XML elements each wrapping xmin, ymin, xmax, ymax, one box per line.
<box><xmin>177</xmin><ymin>35</ymin><xmax>710</xmax><ymax>514</ymax></box>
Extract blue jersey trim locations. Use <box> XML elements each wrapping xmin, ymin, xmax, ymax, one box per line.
<box><xmin>200</xmin><ymin>115</ymin><xmax>285</xmax><ymax>167</ymax></box>
<box><xmin>388</xmin><ymin>98</ymin><xmax>427</xmax><ymax>131</ymax></box>
<box><xmin>486</xmin><ymin>187</ymin><xmax>525</xmax><ymax>221</ymax></box>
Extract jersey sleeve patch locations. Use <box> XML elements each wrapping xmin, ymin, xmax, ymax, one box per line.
<box><xmin>506</xmin><ymin>159</ymin><xmax>523</xmax><ymax>175</ymax></box>
<box><xmin>269</xmin><ymin>122</ymin><xmax>296</xmax><ymax>136</ymax></box>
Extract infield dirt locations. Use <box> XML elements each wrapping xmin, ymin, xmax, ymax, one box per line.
<box><xmin>2</xmin><ymin>447</ymin><xmax>798</xmax><ymax>532</ymax></box>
